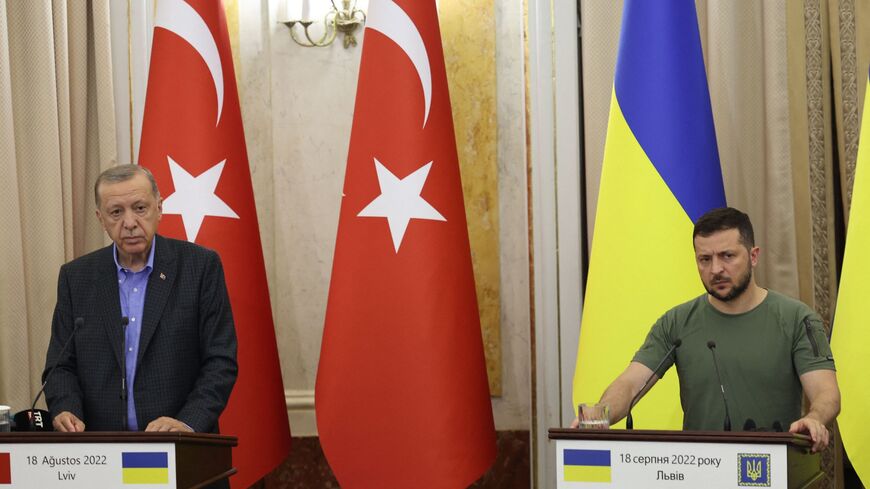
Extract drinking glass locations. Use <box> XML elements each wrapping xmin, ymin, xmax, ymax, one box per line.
<box><xmin>577</xmin><ymin>403</ymin><xmax>610</xmax><ymax>429</ymax></box>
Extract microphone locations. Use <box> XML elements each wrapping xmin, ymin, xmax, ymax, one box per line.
<box><xmin>706</xmin><ymin>341</ymin><xmax>732</xmax><ymax>431</ymax></box>
<box><xmin>121</xmin><ymin>316</ymin><xmax>129</xmax><ymax>431</ymax></box>
<box><xmin>743</xmin><ymin>418</ymin><xmax>756</xmax><ymax>431</ymax></box>
<box><xmin>626</xmin><ymin>339</ymin><xmax>681</xmax><ymax>430</ymax></box>
<box><xmin>14</xmin><ymin>317</ymin><xmax>84</xmax><ymax>431</ymax></box>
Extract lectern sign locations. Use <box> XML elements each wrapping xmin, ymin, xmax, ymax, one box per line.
<box><xmin>556</xmin><ymin>440</ymin><xmax>786</xmax><ymax>488</ymax></box>
<box><xmin>0</xmin><ymin>443</ymin><xmax>176</xmax><ymax>488</ymax></box>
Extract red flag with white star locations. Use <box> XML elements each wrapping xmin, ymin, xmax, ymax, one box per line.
<box><xmin>315</xmin><ymin>0</ymin><xmax>496</xmax><ymax>486</ymax></box>
<box><xmin>137</xmin><ymin>1</ymin><xmax>290</xmax><ymax>487</ymax></box>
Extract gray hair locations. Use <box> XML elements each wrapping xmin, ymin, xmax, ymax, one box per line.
<box><xmin>94</xmin><ymin>164</ymin><xmax>161</xmax><ymax>207</ymax></box>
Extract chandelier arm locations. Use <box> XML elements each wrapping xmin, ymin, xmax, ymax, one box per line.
<box><xmin>287</xmin><ymin>22</ymin><xmax>316</xmax><ymax>47</ymax></box>
<box><xmin>303</xmin><ymin>11</ymin><xmax>338</xmax><ymax>47</ymax></box>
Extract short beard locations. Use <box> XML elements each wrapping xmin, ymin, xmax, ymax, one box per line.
<box><xmin>706</xmin><ymin>268</ymin><xmax>752</xmax><ymax>302</ymax></box>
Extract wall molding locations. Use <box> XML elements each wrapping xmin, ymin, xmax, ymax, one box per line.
<box><xmin>528</xmin><ymin>0</ymin><xmax>583</xmax><ymax>486</ymax></box>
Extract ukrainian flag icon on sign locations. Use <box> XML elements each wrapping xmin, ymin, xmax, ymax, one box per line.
<box><xmin>737</xmin><ymin>453</ymin><xmax>770</xmax><ymax>487</ymax></box>
<box><xmin>563</xmin><ymin>449</ymin><xmax>611</xmax><ymax>483</ymax></box>
<box><xmin>122</xmin><ymin>452</ymin><xmax>169</xmax><ymax>484</ymax></box>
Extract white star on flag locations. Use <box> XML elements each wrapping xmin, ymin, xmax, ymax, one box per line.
<box><xmin>357</xmin><ymin>158</ymin><xmax>446</xmax><ymax>252</ymax></box>
<box><xmin>161</xmin><ymin>156</ymin><xmax>239</xmax><ymax>242</ymax></box>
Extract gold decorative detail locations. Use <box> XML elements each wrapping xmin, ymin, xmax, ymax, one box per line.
<box><xmin>803</xmin><ymin>3</ymin><xmax>837</xmax><ymax>487</ymax></box>
<box><xmin>803</xmin><ymin>0</ymin><xmax>832</xmax><ymax>328</ymax></box>
<box><xmin>439</xmin><ymin>0</ymin><xmax>502</xmax><ymax>395</ymax></box>
<box><xmin>224</xmin><ymin>0</ymin><xmax>242</xmax><ymax>89</ymax></box>
<box><xmin>745</xmin><ymin>460</ymin><xmax>762</xmax><ymax>482</ymax></box>
<box><xmin>838</xmin><ymin>0</ymin><xmax>860</xmax><ymax>209</ymax></box>
<box><xmin>281</xmin><ymin>0</ymin><xmax>366</xmax><ymax>49</ymax></box>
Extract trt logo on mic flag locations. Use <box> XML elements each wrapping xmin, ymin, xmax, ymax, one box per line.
<box><xmin>138</xmin><ymin>1</ymin><xmax>291</xmax><ymax>487</ymax></box>
<box><xmin>315</xmin><ymin>0</ymin><xmax>496</xmax><ymax>487</ymax></box>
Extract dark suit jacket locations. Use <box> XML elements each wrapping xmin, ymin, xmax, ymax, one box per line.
<box><xmin>43</xmin><ymin>235</ymin><xmax>238</xmax><ymax>432</ymax></box>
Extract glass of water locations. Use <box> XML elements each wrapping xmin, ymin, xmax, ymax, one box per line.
<box><xmin>577</xmin><ymin>403</ymin><xmax>610</xmax><ymax>429</ymax></box>
<box><xmin>0</xmin><ymin>406</ymin><xmax>10</xmax><ymax>432</ymax></box>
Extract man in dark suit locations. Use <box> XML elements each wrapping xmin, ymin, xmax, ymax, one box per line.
<box><xmin>43</xmin><ymin>164</ymin><xmax>238</xmax><ymax>433</ymax></box>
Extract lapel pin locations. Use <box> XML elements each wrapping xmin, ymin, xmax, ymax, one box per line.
<box><xmin>160</xmin><ymin>272</ymin><xmax>166</xmax><ymax>280</ymax></box>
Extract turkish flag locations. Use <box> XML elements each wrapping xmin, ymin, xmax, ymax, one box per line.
<box><xmin>137</xmin><ymin>1</ymin><xmax>291</xmax><ymax>487</ymax></box>
<box><xmin>315</xmin><ymin>0</ymin><xmax>496</xmax><ymax>487</ymax></box>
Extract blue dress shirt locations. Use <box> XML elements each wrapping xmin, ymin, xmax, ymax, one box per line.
<box><xmin>113</xmin><ymin>240</ymin><xmax>155</xmax><ymax>431</ymax></box>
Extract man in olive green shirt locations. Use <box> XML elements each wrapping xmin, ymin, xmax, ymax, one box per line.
<box><xmin>572</xmin><ymin>207</ymin><xmax>840</xmax><ymax>453</ymax></box>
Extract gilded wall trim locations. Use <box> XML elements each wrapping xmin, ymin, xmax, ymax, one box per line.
<box><xmin>803</xmin><ymin>2</ymin><xmax>835</xmax><ymax>486</ymax></box>
<box><xmin>803</xmin><ymin>0</ymin><xmax>832</xmax><ymax>327</ymax></box>
<box><xmin>837</xmin><ymin>0</ymin><xmax>859</xmax><ymax>208</ymax></box>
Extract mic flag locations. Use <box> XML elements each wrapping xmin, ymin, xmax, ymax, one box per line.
<box><xmin>138</xmin><ymin>1</ymin><xmax>291</xmax><ymax>486</ymax></box>
<box><xmin>315</xmin><ymin>0</ymin><xmax>497</xmax><ymax>487</ymax></box>
<box><xmin>572</xmin><ymin>0</ymin><xmax>726</xmax><ymax>430</ymax></box>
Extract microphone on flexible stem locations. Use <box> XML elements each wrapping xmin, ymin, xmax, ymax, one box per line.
<box><xmin>121</xmin><ymin>316</ymin><xmax>129</xmax><ymax>431</ymax></box>
<box><xmin>626</xmin><ymin>339</ymin><xmax>681</xmax><ymax>430</ymax></box>
<box><xmin>14</xmin><ymin>317</ymin><xmax>84</xmax><ymax>431</ymax></box>
<box><xmin>706</xmin><ymin>340</ymin><xmax>732</xmax><ymax>432</ymax></box>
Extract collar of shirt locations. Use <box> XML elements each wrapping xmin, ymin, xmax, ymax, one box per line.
<box><xmin>113</xmin><ymin>238</ymin><xmax>156</xmax><ymax>275</ymax></box>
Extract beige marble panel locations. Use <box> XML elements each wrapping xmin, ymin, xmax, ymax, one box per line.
<box><xmin>440</xmin><ymin>0</ymin><xmax>502</xmax><ymax>396</ymax></box>
<box><xmin>267</xmin><ymin>4</ymin><xmax>362</xmax><ymax>403</ymax></box>
<box><xmin>491</xmin><ymin>0</ymin><xmax>530</xmax><ymax>429</ymax></box>
<box><xmin>236</xmin><ymin>0</ymin><xmax>529</xmax><ymax>433</ymax></box>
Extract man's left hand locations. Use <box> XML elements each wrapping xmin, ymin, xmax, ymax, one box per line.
<box><xmin>145</xmin><ymin>417</ymin><xmax>193</xmax><ymax>432</ymax></box>
<box><xmin>789</xmin><ymin>416</ymin><xmax>829</xmax><ymax>452</ymax></box>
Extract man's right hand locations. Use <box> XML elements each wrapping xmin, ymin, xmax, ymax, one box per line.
<box><xmin>53</xmin><ymin>411</ymin><xmax>85</xmax><ymax>432</ymax></box>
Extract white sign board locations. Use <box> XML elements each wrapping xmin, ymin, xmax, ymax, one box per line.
<box><xmin>0</xmin><ymin>443</ymin><xmax>176</xmax><ymax>488</ymax></box>
<box><xmin>555</xmin><ymin>439</ymin><xmax>786</xmax><ymax>488</ymax></box>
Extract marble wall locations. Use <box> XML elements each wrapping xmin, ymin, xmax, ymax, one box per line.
<box><xmin>235</xmin><ymin>0</ymin><xmax>530</xmax><ymax>435</ymax></box>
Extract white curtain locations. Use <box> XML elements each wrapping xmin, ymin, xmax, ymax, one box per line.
<box><xmin>0</xmin><ymin>0</ymin><xmax>116</xmax><ymax>412</ymax></box>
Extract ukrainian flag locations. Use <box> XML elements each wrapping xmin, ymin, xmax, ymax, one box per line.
<box><xmin>573</xmin><ymin>0</ymin><xmax>726</xmax><ymax>430</ymax></box>
<box><xmin>563</xmin><ymin>449</ymin><xmax>611</xmax><ymax>483</ymax></box>
<box><xmin>121</xmin><ymin>452</ymin><xmax>169</xmax><ymax>484</ymax></box>
<box><xmin>831</xmin><ymin>66</ymin><xmax>870</xmax><ymax>486</ymax></box>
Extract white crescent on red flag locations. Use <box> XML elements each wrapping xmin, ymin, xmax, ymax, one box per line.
<box><xmin>315</xmin><ymin>0</ymin><xmax>497</xmax><ymax>487</ymax></box>
<box><xmin>137</xmin><ymin>1</ymin><xmax>291</xmax><ymax>487</ymax></box>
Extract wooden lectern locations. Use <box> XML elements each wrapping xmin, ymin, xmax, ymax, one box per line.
<box><xmin>0</xmin><ymin>431</ymin><xmax>236</xmax><ymax>488</ymax></box>
<box><xmin>549</xmin><ymin>428</ymin><xmax>822</xmax><ymax>489</ymax></box>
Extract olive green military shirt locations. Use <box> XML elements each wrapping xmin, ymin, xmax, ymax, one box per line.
<box><xmin>633</xmin><ymin>290</ymin><xmax>835</xmax><ymax>431</ymax></box>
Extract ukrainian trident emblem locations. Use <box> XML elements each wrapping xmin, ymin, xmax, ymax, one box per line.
<box><xmin>738</xmin><ymin>453</ymin><xmax>771</xmax><ymax>487</ymax></box>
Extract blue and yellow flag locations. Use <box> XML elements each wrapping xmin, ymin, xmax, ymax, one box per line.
<box><xmin>573</xmin><ymin>0</ymin><xmax>726</xmax><ymax>429</ymax></box>
<box><xmin>563</xmin><ymin>449</ymin><xmax>611</xmax><ymax>483</ymax></box>
<box><xmin>831</xmin><ymin>66</ymin><xmax>870</xmax><ymax>486</ymax></box>
<box><xmin>121</xmin><ymin>452</ymin><xmax>169</xmax><ymax>485</ymax></box>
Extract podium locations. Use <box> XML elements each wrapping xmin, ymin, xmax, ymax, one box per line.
<box><xmin>549</xmin><ymin>428</ymin><xmax>822</xmax><ymax>489</ymax></box>
<box><xmin>0</xmin><ymin>431</ymin><xmax>237</xmax><ymax>488</ymax></box>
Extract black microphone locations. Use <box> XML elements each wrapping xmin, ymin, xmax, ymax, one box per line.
<box><xmin>14</xmin><ymin>317</ymin><xmax>84</xmax><ymax>431</ymax></box>
<box><xmin>743</xmin><ymin>418</ymin><xmax>756</xmax><ymax>431</ymax></box>
<box><xmin>626</xmin><ymin>339</ymin><xmax>681</xmax><ymax>430</ymax></box>
<box><xmin>707</xmin><ymin>340</ymin><xmax>732</xmax><ymax>431</ymax></box>
<box><xmin>120</xmin><ymin>316</ymin><xmax>129</xmax><ymax>431</ymax></box>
